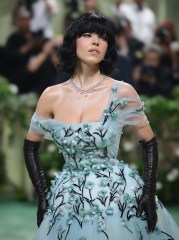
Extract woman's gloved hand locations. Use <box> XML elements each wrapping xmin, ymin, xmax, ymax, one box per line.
<box><xmin>137</xmin><ymin>192</ymin><xmax>157</xmax><ymax>232</ymax></box>
<box><xmin>136</xmin><ymin>135</ymin><xmax>158</xmax><ymax>232</ymax></box>
<box><xmin>37</xmin><ymin>198</ymin><xmax>48</xmax><ymax>227</ymax></box>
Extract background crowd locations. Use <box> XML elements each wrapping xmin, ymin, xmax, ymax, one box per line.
<box><xmin>0</xmin><ymin>0</ymin><xmax>179</xmax><ymax>98</ymax></box>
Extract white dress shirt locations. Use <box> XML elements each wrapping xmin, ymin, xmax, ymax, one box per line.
<box><xmin>30</xmin><ymin>0</ymin><xmax>59</xmax><ymax>39</ymax></box>
<box><xmin>119</xmin><ymin>3</ymin><xmax>156</xmax><ymax>45</ymax></box>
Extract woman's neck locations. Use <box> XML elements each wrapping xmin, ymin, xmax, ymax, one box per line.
<box><xmin>72</xmin><ymin>63</ymin><xmax>103</xmax><ymax>89</ymax></box>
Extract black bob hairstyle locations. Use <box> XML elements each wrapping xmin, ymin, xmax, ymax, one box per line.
<box><xmin>58</xmin><ymin>13</ymin><xmax>117</xmax><ymax>75</ymax></box>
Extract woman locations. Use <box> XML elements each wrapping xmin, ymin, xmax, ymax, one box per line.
<box><xmin>23</xmin><ymin>13</ymin><xmax>179</xmax><ymax>240</ymax></box>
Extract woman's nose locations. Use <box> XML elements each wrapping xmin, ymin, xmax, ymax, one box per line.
<box><xmin>91</xmin><ymin>35</ymin><xmax>99</xmax><ymax>46</ymax></box>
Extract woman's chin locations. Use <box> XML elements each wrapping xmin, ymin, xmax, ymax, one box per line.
<box><xmin>81</xmin><ymin>58</ymin><xmax>102</xmax><ymax>66</ymax></box>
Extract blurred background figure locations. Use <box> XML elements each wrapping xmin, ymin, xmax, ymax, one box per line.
<box><xmin>82</xmin><ymin>0</ymin><xmax>99</xmax><ymax>13</ymax></box>
<box><xmin>2</xmin><ymin>6</ymin><xmax>47</xmax><ymax>94</ymax></box>
<box><xmin>170</xmin><ymin>41</ymin><xmax>179</xmax><ymax>86</ymax></box>
<box><xmin>110</xmin><ymin>19</ymin><xmax>135</xmax><ymax>86</ymax></box>
<box><xmin>154</xmin><ymin>20</ymin><xmax>177</xmax><ymax>69</ymax></box>
<box><xmin>111</xmin><ymin>0</ymin><xmax>129</xmax><ymax>23</ymax></box>
<box><xmin>161</xmin><ymin>20</ymin><xmax>177</xmax><ymax>42</ymax></box>
<box><xmin>1</xmin><ymin>5</ymin><xmax>63</xmax><ymax>95</ymax></box>
<box><xmin>25</xmin><ymin>36</ymin><xmax>65</xmax><ymax>94</ymax></box>
<box><xmin>29</xmin><ymin>0</ymin><xmax>59</xmax><ymax>39</ymax></box>
<box><xmin>63</xmin><ymin>0</ymin><xmax>80</xmax><ymax>29</ymax></box>
<box><xmin>63</xmin><ymin>0</ymin><xmax>100</xmax><ymax>30</ymax></box>
<box><xmin>12</xmin><ymin>0</ymin><xmax>59</xmax><ymax>39</ymax></box>
<box><xmin>134</xmin><ymin>44</ymin><xmax>173</xmax><ymax>97</ymax></box>
<box><xmin>118</xmin><ymin>0</ymin><xmax>156</xmax><ymax>45</ymax></box>
<box><xmin>114</xmin><ymin>17</ymin><xmax>144</xmax><ymax>68</ymax></box>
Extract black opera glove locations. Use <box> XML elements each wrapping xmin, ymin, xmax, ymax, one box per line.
<box><xmin>23</xmin><ymin>138</ymin><xmax>48</xmax><ymax>227</ymax></box>
<box><xmin>136</xmin><ymin>136</ymin><xmax>158</xmax><ymax>232</ymax></box>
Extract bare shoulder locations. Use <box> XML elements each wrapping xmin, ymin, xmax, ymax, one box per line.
<box><xmin>36</xmin><ymin>80</ymin><xmax>70</xmax><ymax>117</ymax></box>
<box><xmin>118</xmin><ymin>81</ymin><xmax>139</xmax><ymax>98</ymax></box>
<box><xmin>40</xmin><ymin>80</ymin><xmax>70</xmax><ymax>101</ymax></box>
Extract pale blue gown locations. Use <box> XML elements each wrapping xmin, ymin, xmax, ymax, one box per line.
<box><xmin>29</xmin><ymin>80</ymin><xmax>179</xmax><ymax>240</ymax></box>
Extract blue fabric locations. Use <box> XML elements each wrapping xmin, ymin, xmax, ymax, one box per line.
<box><xmin>29</xmin><ymin>81</ymin><xmax>179</xmax><ymax>239</ymax></box>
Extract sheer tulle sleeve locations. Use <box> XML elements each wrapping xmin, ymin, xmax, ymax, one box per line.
<box><xmin>114</xmin><ymin>82</ymin><xmax>149</xmax><ymax>127</ymax></box>
<box><xmin>28</xmin><ymin>112</ymin><xmax>53</xmax><ymax>140</ymax></box>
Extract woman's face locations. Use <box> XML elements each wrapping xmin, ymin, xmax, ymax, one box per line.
<box><xmin>76</xmin><ymin>33</ymin><xmax>108</xmax><ymax>66</ymax></box>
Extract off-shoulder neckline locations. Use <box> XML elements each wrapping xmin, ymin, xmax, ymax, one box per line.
<box><xmin>33</xmin><ymin>81</ymin><xmax>141</xmax><ymax>126</ymax></box>
<box><xmin>36</xmin><ymin>116</ymin><xmax>101</xmax><ymax>126</ymax></box>
<box><xmin>34</xmin><ymin>80</ymin><xmax>121</xmax><ymax>126</ymax></box>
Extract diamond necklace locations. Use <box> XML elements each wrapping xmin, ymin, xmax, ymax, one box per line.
<box><xmin>70</xmin><ymin>75</ymin><xmax>106</xmax><ymax>97</ymax></box>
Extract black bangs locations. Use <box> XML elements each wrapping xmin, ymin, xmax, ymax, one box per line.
<box><xmin>74</xmin><ymin>13</ymin><xmax>113</xmax><ymax>42</ymax></box>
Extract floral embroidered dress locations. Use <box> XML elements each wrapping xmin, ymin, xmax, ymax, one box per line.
<box><xmin>29</xmin><ymin>80</ymin><xmax>179</xmax><ymax>240</ymax></box>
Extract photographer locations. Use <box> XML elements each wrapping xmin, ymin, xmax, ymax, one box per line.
<box><xmin>154</xmin><ymin>22</ymin><xmax>176</xmax><ymax>68</ymax></box>
<box><xmin>155</xmin><ymin>26</ymin><xmax>172</xmax><ymax>67</ymax></box>
<box><xmin>2</xmin><ymin>7</ymin><xmax>47</xmax><ymax>93</ymax></box>
<box><xmin>135</xmin><ymin>44</ymin><xmax>173</xmax><ymax>98</ymax></box>
<box><xmin>114</xmin><ymin>17</ymin><xmax>144</xmax><ymax>67</ymax></box>
<box><xmin>26</xmin><ymin>36</ymin><xmax>69</xmax><ymax>95</ymax></box>
<box><xmin>63</xmin><ymin>0</ymin><xmax>80</xmax><ymax>29</ymax></box>
<box><xmin>12</xmin><ymin>0</ymin><xmax>59</xmax><ymax>39</ymax></box>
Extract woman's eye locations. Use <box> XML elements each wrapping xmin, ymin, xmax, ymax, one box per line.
<box><xmin>82</xmin><ymin>33</ymin><xmax>91</xmax><ymax>37</ymax></box>
<box><xmin>100</xmin><ymin>35</ymin><xmax>107</xmax><ymax>41</ymax></box>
